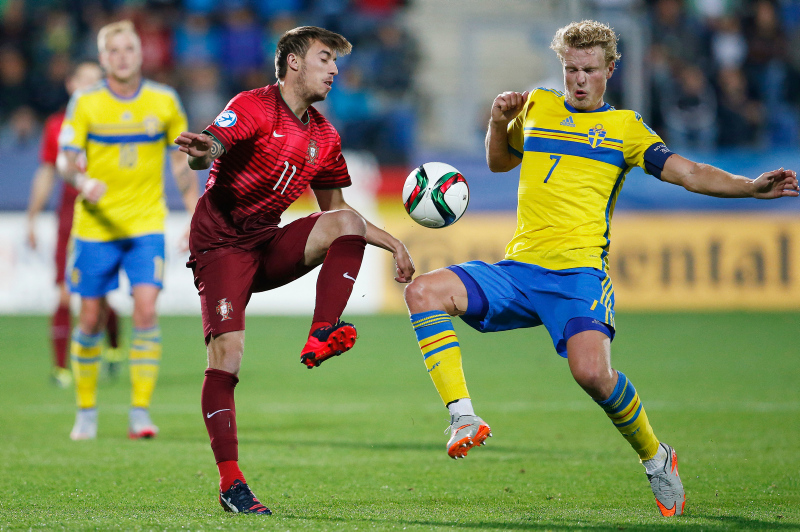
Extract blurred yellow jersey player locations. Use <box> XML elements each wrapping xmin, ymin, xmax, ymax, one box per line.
<box><xmin>57</xmin><ymin>20</ymin><xmax>199</xmax><ymax>442</ymax></box>
<box><xmin>60</xmin><ymin>77</ymin><xmax>187</xmax><ymax>240</ymax></box>
<box><xmin>505</xmin><ymin>87</ymin><xmax>663</xmax><ymax>272</ymax></box>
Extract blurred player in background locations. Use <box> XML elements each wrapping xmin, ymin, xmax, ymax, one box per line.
<box><xmin>57</xmin><ymin>21</ymin><xmax>199</xmax><ymax>441</ymax></box>
<box><xmin>174</xmin><ymin>26</ymin><xmax>414</xmax><ymax>515</ymax></box>
<box><xmin>26</xmin><ymin>62</ymin><xmax>123</xmax><ymax>388</ymax></box>
<box><xmin>404</xmin><ymin>20</ymin><xmax>798</xmax><ymax>517</ymax></box>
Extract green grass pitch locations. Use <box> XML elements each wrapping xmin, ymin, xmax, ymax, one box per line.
<box><xmin>1</xmin><ymin>312</ymin><xmax>798</xmax><ymax>530</ymax></box>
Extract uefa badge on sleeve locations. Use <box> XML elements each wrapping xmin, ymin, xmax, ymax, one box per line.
<box><xmin>213</xmin><ymin>110</ymin><xmax>237</xmax><ymax>128</ymax></box>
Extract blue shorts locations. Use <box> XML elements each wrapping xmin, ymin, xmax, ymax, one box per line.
<box><xmin>449</xmin><ymin>260</ymin><xmax>615</xmax><ymax>357</ymax></box>
<box><xmin>68</xmin><ymin>234</ymin><xmax>165</xmax><ymax>297</ymax></box>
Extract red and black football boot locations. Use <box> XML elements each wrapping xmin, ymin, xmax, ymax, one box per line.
<box><xmin>300</xmin><ymin>320</ymin><xmax>357</xmax><ymax>369</ymax></box>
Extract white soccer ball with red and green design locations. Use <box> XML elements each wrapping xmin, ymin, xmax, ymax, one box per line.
<box><xmin>402</xmin><ymin>162</ymin><xmax>469</xmax><ymax>228</ymax></box>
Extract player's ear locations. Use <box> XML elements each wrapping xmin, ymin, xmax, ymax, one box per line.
<box><xmin>606</xmin><ymin>61</ymin><xmax>615</xmax><ymax>79</ymax></box>
<box><xmin>287</xmin><ymin>52</ymin><xmax>301</xmax><ymax>74</ymax></box>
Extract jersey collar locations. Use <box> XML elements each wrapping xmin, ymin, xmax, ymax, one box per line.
<box><xmin>563</xmin><ymin>100</ymin><xmax>611</xmax><ymax>113</ymax></box>
<box><xmin>276</xmin><ymin>83</ymin><xmax>311</xmax><ymax>128</ymax></box>
<box><xmin>104</xmin><ymin>78</ymin><xmax>144</xmax><ymax>101</ymax></box>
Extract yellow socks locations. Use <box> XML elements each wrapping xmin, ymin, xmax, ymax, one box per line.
<box><xmin>71</xmin><ymin>329</ymin><xmax>103</xmax><ymax>409</ymax></box>
<box><xmin>130</xmin><ymin>326</ymin><xmax>161</xmax><ymax>409</ymax></box>
<box><xmin>596</xmin><ymin>371</ymin><xmax>660</xmax><ymax>460</ymax></box>
<box><xmin>410</xmin><ymin>311</ymin><xmax>469</xmax><ymax>405</ymax></box>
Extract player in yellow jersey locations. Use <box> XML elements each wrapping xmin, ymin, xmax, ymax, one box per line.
<box><xmin>404</xmin><ymin>20</ymin><xmax>798</xmax><ymax>517</ymax></box>
<box><xmin>57</xmin><ymin>21</ymin><xmax>199</xmax><ymax>440</ymax></box>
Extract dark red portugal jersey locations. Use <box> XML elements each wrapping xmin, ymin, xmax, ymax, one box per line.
<box><xmin>192</xmin><ymin>83</ymin><xmax>351</xmax><ymax>253</ymax></box>
<box><xmin>40</xmin><ymin>110</ymin><xmax>80</xmax><ymax>223</ymax></box>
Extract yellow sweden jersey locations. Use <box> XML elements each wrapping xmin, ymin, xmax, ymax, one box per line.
<box><xmin>59</xmin><ymin>80</ymin><xmax>187</xmax><ymax>241</ymax></box>
<box><xmin>506</xmin><ymin>88</ymin><xmax>664</xmax><ymax>271</ymax></box>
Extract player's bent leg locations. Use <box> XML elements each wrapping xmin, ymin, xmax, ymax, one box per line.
<box><xmin>567</xmin><ymin>330</ymin><xmax>679</xmax><ymax>516</ymax></box>
<box><xmin>300</xmin><ymin>210</ymin><xmax>367</xmax><ymax>367</ymax></box>
<box><xmin>405</xmin><ymin>270</ymin><xmax>492</xmax><ymax>458</ymax></box>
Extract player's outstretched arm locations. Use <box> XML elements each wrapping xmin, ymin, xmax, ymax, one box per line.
<box><xmin>173</xmin><ymin>131</ymin><xmax>225</xmax><ymax>170</ymax></box>
<box><xmin>660</xmin><ymin>154</ymin><xmax>799</xmax><ymax>199</ymax></box>
<box><xmin>485</xmin><ymin>91</ymin><xmax>527</xmax><ymax>173</ymax></box>
<box><xmin>314</xmin><ymin>188</ymin><xmax>415</xmax><ymax>283</ymax></box>
<box><xmin>25</xmin><ymin>163</ymin><xmax>56</xmax><ymax>249</ymax></box>
<box><xmin>56</xmin><ymin>149</ymin><xmax>106</xmax><ymax>203</ymax></box>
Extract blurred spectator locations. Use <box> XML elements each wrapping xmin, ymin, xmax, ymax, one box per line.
<box><xmin>648</xmin><ymin>0</ymin><xmax>707</xmax><ymax>67</ymax></box>
<box><xmin>715</xmin><ymin>66</ymin><xmax>764</xmax><ymax>147</ymax></box>
<box><xmin>710</xmin><ymin>15</ymin><xmax>747</xmax><ymax>69</ymax></box>
<box><xmin>180</xmin><ymin>63</ymin><xmax>227</xmax><ymax>132</ymax></box>
<box><xmin>369</xmin><ymin>22</ymin><xmax>418</xmax><ymax>97</ymax></box>
<box><xmin>661</xmin><ymin>64</ymin><xmax>717</xmax><ymax>149</ymax></box>
<box><xmin>0</xmin><ymin>46</ymin><xmax>31</xmax><ymax>120</ymax></box>
<box><xmin>30</xmin><ymin>52</ymin><xmax>71</xmax><ymax>117</ymax></box>
<box><xmin>220</xmin><ymin>7</ymin><xmax>264</xmax><ymax>91</ymax></box>
<box><xmin>0</xmin><ymin>0</ymin><xmax>31</xmax><ymax>55</ymax></box>
<box><xmin>137</xmin><ymin>10</ymin><xmax>174</xmax><ymax>79</ymax></box>
<box><xmin>743</xmin><ymin>0</ymin><xmax>788</xmax><ymax>105</ymax></box>
<box><xmin>174</xmin><ymin>13</ymin><xmax>221</xmax><ymax>68</ymax></box>
<box><xmin>741</xmin><ymin>0</ymin><xmax>798</xmax><ymax>146</ymax></box>
<box><xmin>328</xmin><ymin>65</ymin><xmax>384</xmax><ymax>152</ymax></box>
<box><xmin>1</xmin><ymin>105</ymin><xmax>38</xmax><ymax>146</ymax></box>
<box><xmin>252</xmin><ymin>0</ymin><xmax>303</xmax><ymax>20</ymax></box>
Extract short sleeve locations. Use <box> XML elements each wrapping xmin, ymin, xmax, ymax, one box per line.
<box><xmin>623</xmin><ymin>112</ymin><xmax>665</xmax><ymax>171</ymax></box>
<box><xmin>506</xmin><ymin>91</ymin><xmax>534</xmax><ymax>159</ymax></box>
<box><xmin>204</xmin><ymin>92</ymin><xmax>270</xmax><ymax>152</ymax></box>
<box><xmin>59</xmin><ymin>93</ymin><xmax>89</xmax><ymax>152</ymax></box>
<box><xmin>310</xmin><ymin>134</ymin><xmax>352</xmax><ymax>189</ymax></box>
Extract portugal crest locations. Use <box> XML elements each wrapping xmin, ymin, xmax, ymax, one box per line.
<box><xmin>306</xmin><ymin>139</ymin><xmax>319</xmax><ymax>165</ymax></box>
<box><xmin>588</xmin><ymin>124</ymin><xmax>607</xmax><ymax>148</ymax></box>
<box><xmin>216</xmin><ymin>298</ymin><xmax>233</xmax><ymax>321</ymax></box>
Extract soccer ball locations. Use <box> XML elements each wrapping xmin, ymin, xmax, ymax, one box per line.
<box><xmin>402</xmin><ymin>162</ymin><xmax>469</xmax><ymax>228</ymax></box>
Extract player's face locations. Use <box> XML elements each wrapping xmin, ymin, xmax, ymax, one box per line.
<box><xmin>100</xmin><ymin>31</ymin><xmax>142</xmax><ymax>83</ymax></box>
<box><xmin>297</xmin><ymin>40</ymin><xmax>339</xmax><ymax>103</ymax></box>
<box><xmin>562</xmin><ymin>45</ymin><xmax>614</xmax><ymax>111</ymax></box>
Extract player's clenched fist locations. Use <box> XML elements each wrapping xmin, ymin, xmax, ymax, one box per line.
<box><xmin>491</xmin><ymin>91</ymin><xmax>530</xmax><ymax>125</ymax></box>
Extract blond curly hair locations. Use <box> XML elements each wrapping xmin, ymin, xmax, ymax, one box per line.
<box><xmin>550</xmin><ymin>20</ymin><xmax>621</xmax><ymax>66</ymax></box>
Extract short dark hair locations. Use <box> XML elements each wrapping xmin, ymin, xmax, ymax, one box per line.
<box><xmin>275</xmin><ymin>26</ymin><xmax>352</xmax><ymax>80</ymax></box>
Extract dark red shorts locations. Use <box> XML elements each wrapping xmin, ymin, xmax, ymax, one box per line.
<box><xmin>190</xmin><ymin>213</ymin><xmax>322</xmax><ymax>344</ymax></box>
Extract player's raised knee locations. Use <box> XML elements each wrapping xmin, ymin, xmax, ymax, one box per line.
<box><xmin>404</xmin><ymin>274</ymin><xmax>441</xmax><ymax>313</ymax></box>
<box><xmin>328</xmin><ymin>209</ymin><xmax>367</xmax><ymax>237</ymax></box>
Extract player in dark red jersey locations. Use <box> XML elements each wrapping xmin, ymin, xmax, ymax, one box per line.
<box><xmin>26</xmin><ymin>62</ymin><xmax>122</xmax><ymax>388</ymax></box>
<box><xmin>174</xmin><ymin>26</ymin><xmax>415</xmax><ymax>515</ymax></box>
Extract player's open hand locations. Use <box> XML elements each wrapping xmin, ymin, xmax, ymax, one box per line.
<box><xmin>491</xmin><ymin>91</ymin><xmax>530</xmax><ymax>125</ymax></box>
<box><xmin>393</xmin><ymin>242</ymin><xmax>415</xmax><ymax>283</ymax></box>
<box><xmin>752</xmin><ymin>168</ymin><xmax>799</xmax><ymax>199</ymax></box>
<box><xmin>174</xmin><ymin>131</ymin><xmax>213</xmax><ymax>158</ymax></box>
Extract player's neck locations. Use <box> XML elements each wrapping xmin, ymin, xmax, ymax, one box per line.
<box><xmin>106</xmin><ymin>74</ymin><xmax>142</xmax><ymax>98</ymax></box>
<box><xmin>278</xmin><ymin>81</ymin><xmax>310</xmax><ymax>124</ymax></box>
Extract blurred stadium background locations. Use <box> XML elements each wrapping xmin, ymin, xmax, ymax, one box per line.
<box><xmin>1</xmin><ymin>0</ymin><xmax>799</xmax><ymax>315</ymax></box>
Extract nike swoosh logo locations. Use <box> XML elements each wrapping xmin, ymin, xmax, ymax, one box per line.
<box><xmin>273</xmin><ymin>131</ymin><xmax>284</xmax><ymax>137</ymax></box>
<box><xmin>343</xmin><ymin>272</ymin><xmax>356</xmax><ymax>282</ymax></box>
<box><xmin>206</xmin><ymin>408</ymin><xmax>231</xmax><ymax>419</ymax></box>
